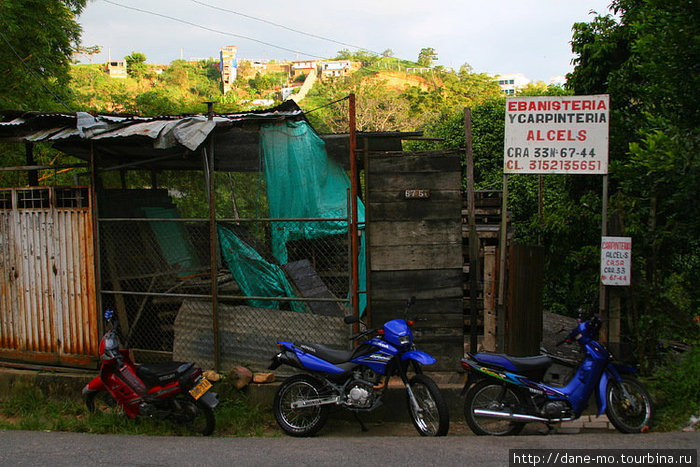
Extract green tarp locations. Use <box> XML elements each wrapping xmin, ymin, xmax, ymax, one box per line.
<box><xmin>217</xmin><ymin>119</ymin><xmax>366</xmax><ymax>314</ymax></box>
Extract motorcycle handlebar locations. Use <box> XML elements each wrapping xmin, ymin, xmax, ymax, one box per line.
<box><xmin>349</xmin><ymin>327</ymin><xmax>380</xmax><ymax>341</ymax></box>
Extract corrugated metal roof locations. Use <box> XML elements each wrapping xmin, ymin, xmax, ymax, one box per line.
<box><xmin>0</xmin><ymin>101</ymin><xmax>306</xmax><ymax>152</ymax></box>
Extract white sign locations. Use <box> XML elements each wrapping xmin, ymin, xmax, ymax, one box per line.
<box><xmin>601</xmin><ymin>237</ymin><xmax>631</xmax><ymax>286</ymax></box>
<box><xmin>504</xmin><ymin>95</ymin><xmax>609</xmax><ymax>174</ymax></box>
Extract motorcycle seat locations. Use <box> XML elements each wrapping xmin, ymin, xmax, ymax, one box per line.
<box><xmin>295</xmin><ymin>342</ymin><xmax>354</xmax><ymax>364</ymax></box>
<box><xmin>471</xmin><ymin>352</ymin><xmax>552</xmax><ymax>380</ymax></box>
<box><xmin>137</xmin><ymin>362</ymin><xmax>193</xmax><ymax>387</ymax></box>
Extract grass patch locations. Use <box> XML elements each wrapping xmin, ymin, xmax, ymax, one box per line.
<box><xmin>0</xmin><ymin>376</ymin><xmax>278</xmax><ymax>437</ymax></box>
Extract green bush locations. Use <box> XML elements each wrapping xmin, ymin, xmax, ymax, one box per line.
<box><xmin>648</xmin><ymin>343</ymin><xmax>700</xmax><ymax>430</ymax></box>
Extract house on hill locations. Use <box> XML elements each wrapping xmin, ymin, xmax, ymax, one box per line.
<box><xmin>319</xmin><ymin>60</ymin><xmax>362</xmax><ymax>80</ymax></box>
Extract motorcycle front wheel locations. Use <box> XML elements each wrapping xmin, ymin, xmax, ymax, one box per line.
<box><xmin>606</xmin><ymin>375</ymin><xmax>653</xmax><ymax>433</ymax></box>
<box><xmin>273</xmin><ymin>374</ymin><xmax>329</xmax><ymax>437</ymax></box>
<box><xmin>464</xmin><ymin>380</ymin><xmax>526</xmax><ymax>436</ymax></box>
<box><xmin>406</xmin><ymin>374</ymin><xmax>449</xmax><ymax>436</ymax></box>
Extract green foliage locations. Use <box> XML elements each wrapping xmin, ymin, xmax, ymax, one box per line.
<box><xmin>125</xmin><ymin>51</ymin><xmax>147</xmax><ymax>79</ymax></box>
<box><xmin>648</xmin><ymin>344</ymin><xmax>700</xmax><ymax>430</ymax></box>
<box><xmin>568</xmin><ymin>0</ymin><xmax>700</xmax><ymax>355</ymax></box>
<box><xmin>67</xmin><ymin>59</ymin><xmax>226</xmax><ymax>115</ymax></box>
<box><xmin>0</xmin><ymin>0</ymin><xmax>86</xmax><ymax>111</ymax></box>
<box><xmin>304</xmin><ymin>66</ymin><xmax>501</xmax><ymax>134</ymax></box>
<box><xmin>417</xmin><ymin>47</ymin><xmax>438</xmax><ymax>67</ymax></box>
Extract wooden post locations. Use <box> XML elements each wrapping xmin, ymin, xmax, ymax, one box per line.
<box><xmin>497</xmin><ymin>175</ymin><xmax>509</xmax><ymax>352</ymax></box>
<box><xmin>465</xmin><ymin>108</ymin><xmax>480</xmax><ymax>354</ymax></box>
<box><xmin>599</xmin><ymin>174</ymin><xmax>609</xmax><ymax>343</ymax></box>
<box><xmin>25</xmin><ymin>143</ymin><xmax>38</xmax><ymax>186</ymax></box>
<box><xmin>483</xmin><ymin>246</ymin><xmax>497</xmax><ymax>351</ymax></box>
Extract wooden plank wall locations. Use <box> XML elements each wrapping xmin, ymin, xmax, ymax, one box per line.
<box><xmin>505</xmin><ymin>243</ymin><xmax>545</xmax><ymax>356</ymax></box>
<box><xmin>366</xmin><ymin>151</ymin><xmax>463</xmax><ymax>371</ymax></box>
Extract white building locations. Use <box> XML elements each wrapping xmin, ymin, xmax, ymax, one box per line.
<box><xmin>493</xmin><ymin>73</ymin><xmax>531</xmax><ymax>95</ymax></box>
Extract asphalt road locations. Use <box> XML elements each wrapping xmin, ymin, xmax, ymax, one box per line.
<box><xmin>0</xmin><ymin>428</ymin><xmax>697</xmax><ymax>467</ymax></box>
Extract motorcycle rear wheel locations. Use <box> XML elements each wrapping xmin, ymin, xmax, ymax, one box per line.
<box><xmin>273</xmin><ymin>374</ymin><xmax>329</xmax><ymax>437</ymax></box>
<box><xmin>606</xmin><ymin>375</ymin><xmax>653</xmax><ymax>433</ymax></box>
<box><xmin>406</xmin><ymin>374</ymin><xmax>450</xmax><ymax>436</ymax></box>
<box><xmin>175</xmin><ymin>397</ymin><xmax>216</xmax><ymax>436</ymax></box>
<box><xmin>464</xmin><ymin>380</ymin><xmax>526</xmax><ymax>436</ymax></box>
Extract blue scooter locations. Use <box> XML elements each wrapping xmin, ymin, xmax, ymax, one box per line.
<box><xmin>269</xmin><ymin>297</ymin><xmax>449</xmax><ymax>437</ymax></box>
<box><xmin>460</xmin><ymin>315</ymin><xmax>653</xmax><ymax>435</ymax></box>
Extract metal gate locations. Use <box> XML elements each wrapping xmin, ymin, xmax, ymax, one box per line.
<box><xmin>0</xmin><ymin>187</ymin><xmax>98</xmax><ymax>367</ymax></box>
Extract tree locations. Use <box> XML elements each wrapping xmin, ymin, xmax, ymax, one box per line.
<box><xmin>0</xmin><ymin>0</ymin><xmax>87</xmax><ymax>111</ymax></box>
<box><xmin>73</xmin><ymin>45</ymin><xmax>102</xmax><ymax>64</ymax></box>
<box><xmin>568</xmin><ymin>0</ymin><xmax>700</xmax><ymax>358</ymax></box>
<box><xmin>417</xmin><ymin>48</ymin><xmax>438</xmax><ymax>67</ymax></box>
<box><xmin>125</xmin><ymin>51</ymin><xmax>148</xmax><ymax>80</ymax></box>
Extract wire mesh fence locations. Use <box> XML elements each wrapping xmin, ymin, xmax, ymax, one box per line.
<box><xmin>98</xmin><ymin>213</ymin><xmax>354</xmax><ymax>371</ymax></box>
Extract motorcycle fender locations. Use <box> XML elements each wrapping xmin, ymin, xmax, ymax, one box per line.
<box><xmin>596</xmin><ymin>364</ymin><xmax>626</xmax><ymax>416</ymax></box>
<box><xmin>82</xmin><ymin>376</ymin><xmax>106</xmax><ymax>395</ymax></box>
<box><xmin>400</xmin><ymin>350</ymin><xmax>436</xmax><ymax>366</ymax></box>
<box><xmin>197</xmin><ymin>390</ymin><xmax>219</xmax><ymax>409</ymax></box>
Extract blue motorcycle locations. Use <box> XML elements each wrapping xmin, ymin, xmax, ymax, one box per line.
<box><xmin>269</xmin><ymin>297</ymin><xmax>449</xmax><ymax>437</ymax></box>
<box><xmin>460</xmin><ymin>315</ymin><xmax>653</xmax><ymax>435</ymax></box>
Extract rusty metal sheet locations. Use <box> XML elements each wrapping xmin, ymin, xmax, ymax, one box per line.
<box><xmin>0</xmin><ymin>187</ymin><xmax>98</xmax><ymax>367</ymax></box>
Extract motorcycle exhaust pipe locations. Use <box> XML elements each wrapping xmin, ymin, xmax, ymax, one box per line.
<box><xmin>473</xmin><ymin>409</ymin><xmax>575</xmax><ymax>423</ymax></box>
<box><xmin>290</xmin><ymin>396</ymin><xmax>339</xmax><ymax>409</ymax></box>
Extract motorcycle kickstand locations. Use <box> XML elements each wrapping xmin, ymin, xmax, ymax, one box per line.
<box><xmin>353</xmin><ymin>412</ymin><xmax>369</xmax><ymax>432</ymax></box>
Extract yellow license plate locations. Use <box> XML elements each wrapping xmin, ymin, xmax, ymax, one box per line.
<box><xmin>189</xmin><ymin>377</ymin><xmax>212</xmax><ymax>400</ymax></box>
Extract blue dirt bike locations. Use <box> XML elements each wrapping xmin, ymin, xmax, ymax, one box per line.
<box><xmin>269</xmin><ymin>297</ymin><xmax>449</xmax><ymax>437</ymax></box>
<box><xmin>460</xmin><ymin>314</ymin><xmax>653</xmax><ymax>435</ymax></box>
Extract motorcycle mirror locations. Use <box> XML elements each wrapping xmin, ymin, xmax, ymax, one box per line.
<box><xmin>407</xmin><ymin>296</ymin><xmax>416</xmax><ymax>307</ymax></box>
<box><xmin>344</xmin><ymin>315</ymin><xmax>359</xmax><ymax>325</ymax></box>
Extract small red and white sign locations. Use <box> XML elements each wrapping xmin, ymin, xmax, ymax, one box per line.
<box><xmin>504</xmin><ymin>95</ymin><xmax>609</xmax><ymax>174</ymax></box>
<box><xmin>601</xmin><ymin>237</ymin><xmax>631</xmax><ymax>286</ymax></box>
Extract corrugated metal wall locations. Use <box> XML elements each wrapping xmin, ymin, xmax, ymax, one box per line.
<box><xmin>0</xmin><ymin>187</ymin><xmax>97</xmax><ymax>367</ymax></box>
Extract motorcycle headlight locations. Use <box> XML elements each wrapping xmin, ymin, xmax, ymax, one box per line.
<box><xmin>398</xmin><ymin>335</ymin><xmax>411</xmax><ymax>346</ymax></box>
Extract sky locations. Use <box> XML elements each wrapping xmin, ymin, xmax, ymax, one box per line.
<box><xmin>76</xmin><ymin>0</ymin><xmax>614</xmax><ymax>83</ymax></box>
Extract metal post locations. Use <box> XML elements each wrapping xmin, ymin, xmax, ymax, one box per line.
<box><xmin>205</xmin><ymin>105</ymin><xmax>220</xmax><ymax>370</ymax></box>
<box><xmin>348</xmin><ymin>93</ymin><xmax>360</xmax><ymax>323</ymax></box>
<box><xmin>89</xmin><ymin>142</ymin><xmax>103</xmax><ymax>335</ymax></box>
<box><xmin>465</xmin><ymin>108</ymin><xmax>480</xmax><ymax>354</ymax></box>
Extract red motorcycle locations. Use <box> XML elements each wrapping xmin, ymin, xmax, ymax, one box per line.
<box><xmin>83</xmin><ymin>309</ymin><xmax>218</xmax><ymax>435</ymax></box>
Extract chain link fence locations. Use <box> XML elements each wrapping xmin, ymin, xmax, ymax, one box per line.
<box><xmin>98</xmin><ymin>177</ymin><xmax>354</xmax><ymax>372</ymax></box>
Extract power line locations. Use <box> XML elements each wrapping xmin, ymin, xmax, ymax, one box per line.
<box><xmin>190</xmin><ymin>0</ymin><xmax>381</xmax><ymax>56</ymax></box>
<box><xmin>101</xmin><ymin>0</ymin><xmax>329</xmax><ymax>60</ymax></box>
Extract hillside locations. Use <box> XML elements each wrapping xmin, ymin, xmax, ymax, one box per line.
<box><xmin>365</xmin><ymin>70</ymin><xmax>433</xmax><ymax>92</ymax></box>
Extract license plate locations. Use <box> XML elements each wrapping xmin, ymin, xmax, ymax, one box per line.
<box><xmin>189</xmin><ymin>377</ymin><xmax>212</xmax><ymax>400</ymax></box>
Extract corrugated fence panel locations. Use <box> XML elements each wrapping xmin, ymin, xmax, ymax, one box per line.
<box><xmin>0</xmin><ymin>187</ymin><xmax>97</xmax><ymax>367</ymax></box>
